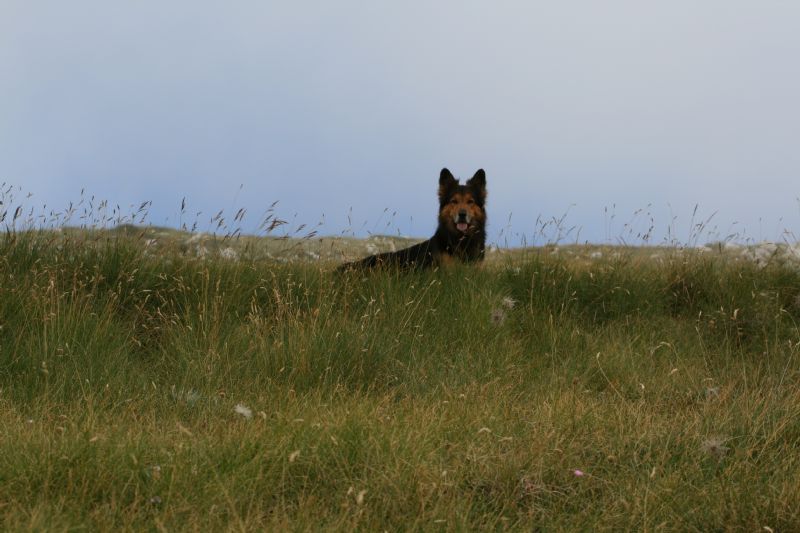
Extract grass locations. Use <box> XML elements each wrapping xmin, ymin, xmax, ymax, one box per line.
<box><xmin>1</xmin><ymin>227</ymin><xmax>799</xmax><ymax>531</ymax></box>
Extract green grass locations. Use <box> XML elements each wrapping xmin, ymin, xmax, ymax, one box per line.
<box><xmin>1</xmin><ymin>229</ymin><xmax>799</xmax><ymax>531</ymax></box>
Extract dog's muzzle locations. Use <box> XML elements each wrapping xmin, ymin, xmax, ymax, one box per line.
<box><xmin>455</xmin><ymin>210</ymin><xmax>471</xmax><ymax>232</ymax></box>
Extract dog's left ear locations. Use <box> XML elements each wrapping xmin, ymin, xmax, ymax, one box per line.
<box><xmin>467</xmin><ymin>169</ymin><xmax>487</xmax><ymax>202</ymax></box>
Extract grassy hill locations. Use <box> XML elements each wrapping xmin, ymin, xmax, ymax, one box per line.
<box><xmin>1</xmin><ymin>227</ymin><xmax>799</xmax><ymax>531</ymax></box>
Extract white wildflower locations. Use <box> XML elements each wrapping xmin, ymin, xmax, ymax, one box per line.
<box><xmin>234</xmin><ymin>403</ymin><xmax>253</xmax><ymax>419</ymax></box>
<box><xmin>219</xmin><ymin>247</ymin><xmax>239</xmax><ymax>261</ymax></box>
<box><xmin>501</xmin><ymin>297</ymin><xmax>517</xmax><ymax>310</ymax></box>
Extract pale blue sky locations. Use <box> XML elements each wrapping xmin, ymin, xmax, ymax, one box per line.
<box><xmin>2</xmin><ymin>1</ymin><xmax>799</xmax><ymax>244</ymax></box>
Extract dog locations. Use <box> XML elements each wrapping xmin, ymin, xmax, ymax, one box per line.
<box><xmin>340</xmin><ymin>168</ymin><xmax>487</xmax><ymax>270</ymax></box>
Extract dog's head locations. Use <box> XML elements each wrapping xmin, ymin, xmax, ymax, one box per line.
<box><xmin>438</xmin><ymin>168</ymin><xmax>487</xmax><ymax>235</ymax></box>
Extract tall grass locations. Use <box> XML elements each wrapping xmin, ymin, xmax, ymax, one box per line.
<box><xmin>1</xmin><ymin>227</ymin><xmax>799</xmax><ymax>531</ymax></box>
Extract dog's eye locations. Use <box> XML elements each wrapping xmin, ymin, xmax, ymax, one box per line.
<box><xmin>467</xmin><ymin>199</ymin><xmax>475</xmax><ymax>205</ymax></box>
<box><xmin>450</xmin><ymin>199</ymin><xmax>458</xmax><ymax>204</ymax></box>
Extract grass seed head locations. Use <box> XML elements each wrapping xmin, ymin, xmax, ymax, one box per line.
<box><xmin>491</xmin><ymin>308</ymin><xmax>506</xmax><ymax>325</ymax></box>
<box><xmin>705</xmin><ymin>387</ymin><xmax>720</xmax><ymax>399</ymax></box>
<box><xmin>701</xmin><ymin>437</ymin><xmax>730</xmax><ymax>459</ymax></box>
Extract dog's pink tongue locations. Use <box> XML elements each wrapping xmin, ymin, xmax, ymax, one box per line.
<box><xmin>457</xmin><ymin>222</ymin><xmax>468</xmax><ymax>232</ymax></box>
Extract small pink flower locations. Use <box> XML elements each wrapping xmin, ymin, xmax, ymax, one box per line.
<box><xmin>573</xmin><ymin>469</ymin><xmax>585</xmax><ymax>477</ymax></box>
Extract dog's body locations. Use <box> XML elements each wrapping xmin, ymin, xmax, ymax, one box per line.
<box><xmin>340</xmin><ymin>168</ymin><xmax>487</xmax><ymax>270</ymax></box>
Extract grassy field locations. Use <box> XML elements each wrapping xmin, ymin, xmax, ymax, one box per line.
<box><xmin>1</xmin><ymin>227</ymin><xmax>799</xmax><ymax>531</ymax></box>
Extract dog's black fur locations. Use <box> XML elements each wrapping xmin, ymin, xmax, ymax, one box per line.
<box><xmin>340</xmin><ymin>168</ymin><xmax>487</xmax><ymax>270</ymax></box>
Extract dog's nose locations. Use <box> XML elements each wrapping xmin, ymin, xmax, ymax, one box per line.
<box><xmin>458</xmin><ymin>209</ymin><xmax>467</xmax><ymax>219</ymax></box>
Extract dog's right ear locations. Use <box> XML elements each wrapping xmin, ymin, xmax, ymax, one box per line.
<box><xmin>439</xmin><ymin>168</ymin><xmax>458</xmax><ymax>202</ymax></box>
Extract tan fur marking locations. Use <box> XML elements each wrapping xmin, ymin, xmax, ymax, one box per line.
<box><xmin>435</xmin><ymin>253</ymin><xmax>456</xmax><ymax>268</ymax></box>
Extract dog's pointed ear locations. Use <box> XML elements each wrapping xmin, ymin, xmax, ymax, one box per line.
<box><xmin>467</xmin><ymin>169</ymin><xmax>487</xmax><ymax>202</ymax></box>
<box><xmin>438</xmin><ymin>168</ymin><xmax>458</xmax><ymax>201</ymax></box>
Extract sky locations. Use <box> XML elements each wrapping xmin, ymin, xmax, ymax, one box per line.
<box><xmin>2</xmin><ymin>1</ymin><xmax>799</xmax><ymax>245</ymax></box>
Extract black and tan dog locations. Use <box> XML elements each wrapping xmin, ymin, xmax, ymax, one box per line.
<box><xmin>340</xmin><ymin>168</ymin><xmax>487</xmax><ymax>270</ymax></box>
